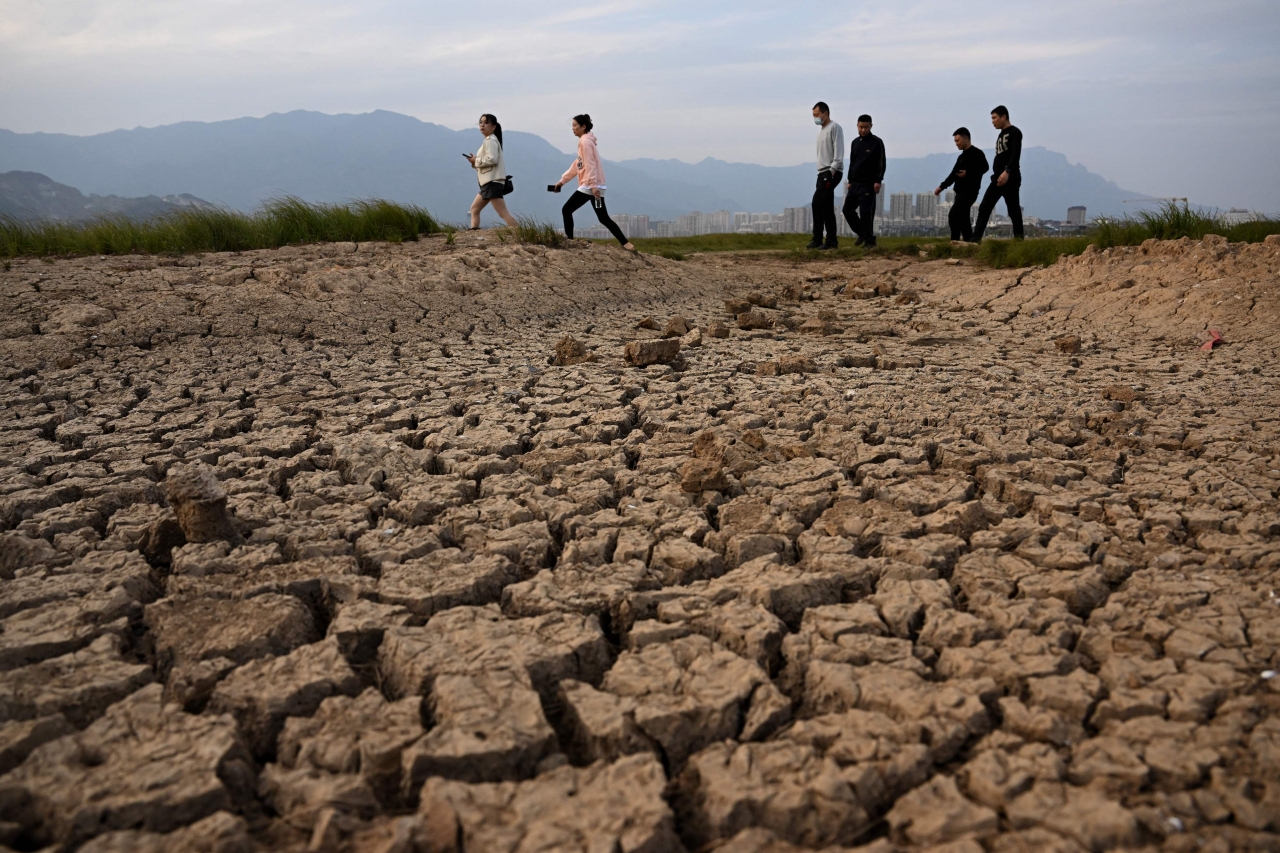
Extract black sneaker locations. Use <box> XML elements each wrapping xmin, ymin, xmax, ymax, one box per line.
<box><xmin>822</xmin><ymin>242</ymin><xmax>838</xmax><ymax>250</ymax></box>
<box><xmin>853</xmin><ymin>237</ymin><xmax>866</xmax><ymax>247</ymax></box>
<box><xmin>805</xmin><ymin>240</ymin><xmax>822</xmax><ymax>249</ymax></box>
<box><xmin>864</xmin><ymin>238</ymin><xmax>877</xmax><ymax>248</ymax></box>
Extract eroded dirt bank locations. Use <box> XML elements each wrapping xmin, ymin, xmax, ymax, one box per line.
<box><xmin>1</xmin><ymin>232</ymin><xmax>1278</xmax><ymax>852</ymax></box>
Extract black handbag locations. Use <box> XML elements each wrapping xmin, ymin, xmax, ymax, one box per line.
<box><xmin>503</xmin><ymin>175</ymin><xmax>514</xmax><ymax>195</ymax></box>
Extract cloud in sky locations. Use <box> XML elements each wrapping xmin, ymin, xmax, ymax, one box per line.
<box><xmin>1</xmin><ymin>0</ymin><xmax>1277</xmax><ymax>210</ymax></box>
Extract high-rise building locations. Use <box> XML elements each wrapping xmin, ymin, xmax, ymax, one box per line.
<box><xmin>935</xmin><ymin>202</ymin><xmax>952</xmax><ymax>229</ymax></box>
<box><xmin>783</xmin><ymin>207</ymin><xmax>812</xmax><ymax>234</ymax></box>
<box><xmin>915</xmin><ymin>193</ymin><xmax>937</xmax><ymax>221</ymax></box>
<box><xmin>1067</xmin><ymin>206</ymin><xmax>1086</xmax><ymax>226</ymax></box>
<box><xmin>945</xmin><ymin>190</ymin><xmax>956</xmax><ymax>204</ymax></box>
<box><xmin>889</xmin><ymin>192</ymin><xmax>912</xmax><ymax>221</ymax></box>
<box><xmin>733</xmin><ymin>212</ymin><xmax>752</xmax><ymax>230</ymax></box>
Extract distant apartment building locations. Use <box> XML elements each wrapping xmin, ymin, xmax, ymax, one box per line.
<box><xmin>732</xmin><ymin>212</ymin><xmax>752</xmax><ymax>230</ymax></box>
<box><xmin>945</xmin><ymin>190</ymin><xmax>955</xmax><ymax>204</ymax></box>
<box><xmin>610</xmin><ymin>214</ymin><xmax>650</xmax><ymax>239</ymax></box>
<box><xmin>782</xmin><ymin>206</ymin><xmax>812</xmax><ymax>234</ymax></box>
<box><xmin>935</xmin><ymin>201</ymin><xmax>952</xmax><ymax>229</ymax></box>
<box><xmin>915</xmin><ymin>193</ymin><xmax>937</xmax><ymax>221</ymax></box>
<box><xmin>1067</xmin><ymin>206</ymin><xmax>1086</xmax><ymax>227</ymax></box>
<box><xmin>889</xmin><ymin>192</ymin><xmax>912</xmax><ymax>221</ymax></box>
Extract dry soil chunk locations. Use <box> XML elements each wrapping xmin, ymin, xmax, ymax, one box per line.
<box><xmin>164</xmin><ymin>463</ymin><xmax>242</xmax><ymax>544</ymax></box>
<box><xmin>378</xmin><ymin>604</ymin><xmax>610</xmax><ymax>703</ymax></box>
<box><xmin>378</xmin><ymin>549</ymin><xmax>519</xmax><ymax>618</ymax></box>
<box><xmin>676</xmin><ymin>740</ymin><xmax>869</xmax><ymax>848</ymax></box>
<box><xmin>400</xmin><ymin>668</ymin><xmax>559</xmax><ymax>792</ymax></box>
<box><xmin>74</xmin><ymin>811</ymin><xmax>254</xmax><ymax>853</ymax></box>
<box><xmin>625</xmin><ymin>338</ymin><xmax>681</xmax><ymax>367</ymax></box>
<box><xmin>0</xmin><ymin>634</ymin><xmax>152</xmax><ymax>728</ymax></box>
<box><xmin>278</xmin><ymin>687</ymin><xmax>424</xmax><ymax>806</ymax></box>
<box><xmin>0</xmin><ymin>684</ymin><xmax>254</xmax><ymax>849</ymax></box>
<box><xmin>146</xmin><ymin>592</ymin><xmax>318</xmax><ymax>673</ymax></box>
<box><xmin>559</xmin><ymin>636</ymin><xmax>790</xmax><ymax>770</ymax></box>
<box><xmin>206</xmin><ymin>637</ymin><xmax>360</xmax><ymax>760</ymax></box>
<box><xmin>887</xmin><ymin>774</ymin><xmax>999</xmax><ymax>846</ymax></box>
<box><xmin>0</xmin><ymin>714</ymin><xmax>75</xmax><ymax>775</ymax></box>
<box><xmin>417</xmin><ymin>753</ymin><xmax>680</xmax><ymax>853</ymax></box>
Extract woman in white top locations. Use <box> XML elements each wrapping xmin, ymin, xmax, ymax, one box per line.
<box><xmin>464</xmin><ymin>113</ymin><xmax>518</xmax><ymax>230</ymax></box>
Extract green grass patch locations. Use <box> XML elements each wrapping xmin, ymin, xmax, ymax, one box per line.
<box><xmin>978</xmin><ymin>236</ymin><xmax>1093</xmax><ymax>269</ymax></box>
<box><xmin>0</xmin><ymin>197</ymin><xmax>441</xmax><ymax>258</ymax></box>
<box><xmin>511</xmin><ymin>217</ymin><xmax>566</xmax><ymax>249</ymax></box>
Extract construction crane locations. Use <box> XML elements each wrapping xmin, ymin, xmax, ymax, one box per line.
<box><xmin>1122</xmin><ymin>197</ymin><xmax>1188</xmax><ymax>204</ymax></box>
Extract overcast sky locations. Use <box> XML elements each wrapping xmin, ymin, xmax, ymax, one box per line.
<box><xmin>2</xmin><ymin>0</ymin><xmax>1278</xmax><ymax>211</ymax></box>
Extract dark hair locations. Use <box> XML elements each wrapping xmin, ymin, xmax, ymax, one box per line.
<box><xmin>857</xmin><ymin>114</ymin><xmax>872</xmax><ymax>124</ymax></box>
<box><xmin>481</xmin><ymin>113</ymin><xmax>503</xmax><ymax>147</ymax></box>
<box><xmin>573</xmin><ymin>114</ymin><xmax>593</xmax><ymax>132</ymax></box>
<box><xmin>992</xmin><ymin>105</ymin><xmax>1009</xmax><ymax>118</ymax></box>
<box><xmin>953</xmin><ymin>127</ymin><xmax>971</xmax><ymax>139</ymax></box>
<box><xmin>812</xmin><ymin>101</ymin><xmax>829</xmax><ymax>114</ymax></box>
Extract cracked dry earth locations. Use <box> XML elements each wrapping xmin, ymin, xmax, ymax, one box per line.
<box><xmin>1</xmin><ymin>230</ymin><xmax>1279</xmax><ymax>853</ymax></box>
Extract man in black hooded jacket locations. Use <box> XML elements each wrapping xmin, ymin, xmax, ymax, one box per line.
<box><xmin>842</xmin><ymin>114</ymin><xmax>885</xmax><ymax>247</ymax></box>
<box><xmin>934</xmin><ymin>127</ymin><xmax>989</xmax><ymax>242</ymax></box>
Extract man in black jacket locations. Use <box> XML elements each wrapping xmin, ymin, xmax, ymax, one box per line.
<box><xmin>934</xmin><ymin>127</ymin><xmax>989</xmax><ymax>242</ymax></box>
<box><xmin>973</xmin><ymin>105</ymin><xmax>1024</xmax><ymax>241</ymax></box>
<box><xmin>842</xmin><ymin>114</ymin><xmax>885</xmax><ymax>247</ymax></box>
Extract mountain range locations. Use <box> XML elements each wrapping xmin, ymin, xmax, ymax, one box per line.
<box><xmin>0</xmin><ymin>110</ymin><xmax>1151</xmax><ymax>224</ymax></box>
<box><xmin>0</xmin><ymin>171</ymin><xmax>212</xmax><ymax>222</ymax></box>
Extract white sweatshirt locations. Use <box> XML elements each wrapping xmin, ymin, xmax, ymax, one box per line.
<box><xmin>472</xmin><ymin>135</ymin><xmax>506</xmax><ymax>185</ymax></box>
<box><xmin>816</xmin><ymin>121</ymin><xmax>845</xmax><ymax>175</ymax></box>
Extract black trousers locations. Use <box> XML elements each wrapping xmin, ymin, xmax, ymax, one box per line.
<box><xmin>949</xmin><ymin>191</ymin><xmax>978</xmax><ymax>242</ymax></box>
<box><xmin>811</xmin><ymin>171</ymin><xmax>840</xmax><ymax>244</ymax></box>
<box><xmin>974</xmin><ymin>177</ymin><xmax>1023</xmax><ymax>240</ymax></box>
<box><xmin>562</xmin><ymin>191</ymin><xmax>629</xmax><ymax>246</ymax></box>
<box><xmin>842</xmin><ymin>181</ymin><xmax>877</xmax><ymax>242</ymax></box>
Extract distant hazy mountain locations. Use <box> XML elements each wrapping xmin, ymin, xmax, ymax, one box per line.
<box><xmin>0</xmin><ymin>110</ymin><xmax>1150</xmax><ymax>224</ymax></box>
<box><xmin>0</xmin><ymin>171</ymin><xmax>213</xmax><ymax>222</ymax></box>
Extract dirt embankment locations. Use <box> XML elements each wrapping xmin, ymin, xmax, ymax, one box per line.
<box><xmin>0</xmin><ymin>234</ymin><xmax>1278</xmax><ymax>852</ymax></box>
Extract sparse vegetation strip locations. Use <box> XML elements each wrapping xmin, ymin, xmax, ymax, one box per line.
<box><xmin>606</xmin><ymin>202</ymin><xmax>1279</xmax><ymax>269</ymax></box>
<box><xmin>0</xmin><ymin>197</ymin><xmax>441</xmax><ymax>258</ymax></box>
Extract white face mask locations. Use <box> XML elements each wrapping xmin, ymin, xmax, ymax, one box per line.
<box><xmin>814</xmin><ymin>117</ymin><xmax>824</xmax><ymax>125</ymax></box>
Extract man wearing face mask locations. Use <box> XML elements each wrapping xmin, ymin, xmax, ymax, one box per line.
<box><xmin>808</xmin><ymin>102</ymin><xmax>844</xmax><ymax>250</ymax></box>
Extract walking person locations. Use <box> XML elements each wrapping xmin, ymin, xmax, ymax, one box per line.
<box><xmin>933</xmin><ymin>127</ymin><xmax>989</xmax><ymax>243</ymax></box>
<box><xmin>842</xmin><ymin>114</ymin><xmax>885</xmax><ymax>248</ymax></box>
<box><xmin>464</xmin><ymin>113</ymin><xmax>519</xmax><ymax>229</ymax></box>
<box><xmin>808</xmin><ymin>102</ymin><xmax>844</xmax><ymax>249</ymax></box>
<box><xmin>972</xmin><ymin>105</ymin><xmax>1024</xmax><ymax>241</ymax></box>
<box><xmin>552</xmin><ymin>114</ymin><xmax>635</xmax><ymax>251</ymax></box>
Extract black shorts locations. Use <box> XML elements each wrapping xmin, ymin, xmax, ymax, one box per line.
<box><xmin>479</xmin><ymin>181</ymin><xmax>506</xmax><ymax>199</ymax></box>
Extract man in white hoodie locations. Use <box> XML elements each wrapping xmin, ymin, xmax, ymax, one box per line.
<box><xmin>809</xmin><ymin>101</ymin><xmax>845</xmax><ymax>250</ymax></box>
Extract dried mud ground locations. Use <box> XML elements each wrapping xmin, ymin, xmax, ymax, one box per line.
<box><xmin>1</xmin><ymin>231</ymin><xmax>1279</xmax><ymax>853</ymax></box>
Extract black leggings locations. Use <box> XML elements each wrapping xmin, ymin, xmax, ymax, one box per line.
<box><xmin>562</xmin><ymin>192</ymin><xmax>629</xmax><ymax>246</ymax></box>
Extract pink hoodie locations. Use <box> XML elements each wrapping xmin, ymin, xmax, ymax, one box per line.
<box><xmin>560</xmin><ymin>132</ymin><xmax>605</xmax><ymax>190</ymax></box>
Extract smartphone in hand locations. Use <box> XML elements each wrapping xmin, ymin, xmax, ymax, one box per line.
<box><xmin>547</xmin><ymin>184</ymin><xmax>560</xmax><ymax>193</ymax></box>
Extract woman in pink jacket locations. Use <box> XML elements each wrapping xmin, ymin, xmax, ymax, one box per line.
<box><xmin>552</xmin><ymin>114</ymin><xmax>635</xmax><ymax>251</ymax></box>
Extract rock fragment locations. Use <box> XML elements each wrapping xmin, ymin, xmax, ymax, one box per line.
<box><xmin>164</xmin><ymin>463</ymin><xmax>242</xmax><ymax>544</ymax></box>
